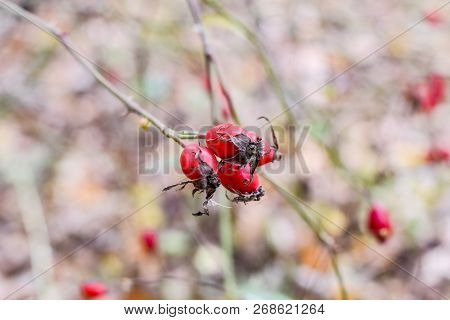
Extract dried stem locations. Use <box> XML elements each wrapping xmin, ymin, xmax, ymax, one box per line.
<box><xmin>186</xmin><ymin>0</ymin><xmax>241</xmax><ymax>124</ymax></box>
<box><xmin>202</xmin><ymin>0</ymin><xmax>296</xmax><ymax>124</ymax></box>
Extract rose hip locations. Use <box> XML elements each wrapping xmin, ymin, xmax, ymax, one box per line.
<box><xmin>80</xmin><ymin>281</ymin><xmax>107</xmax><ymax>299</ymax></box>
<box><xmin>367</xmin><ymin>203</ymin><xmax>393</xmax><ymax>243</ymax></box>
<box><xmin>218</xmin><ymin>162</ymin><xmax>265</xmax><ymax>203</ymax></box>
<box><xmin>163</xmin><ymin>143</ymin><xmax>220</xmax><ymax>216</ymax></box>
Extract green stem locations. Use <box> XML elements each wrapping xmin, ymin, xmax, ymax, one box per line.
<box><xmin>331</xmin><ymin>255</ymin><xmax>348</xmax><ymax>300</ymax></box>
<box><xmin>218</xmin><ymin>190</ymin><xmax>238</xmax><ymax>299</ymax></box>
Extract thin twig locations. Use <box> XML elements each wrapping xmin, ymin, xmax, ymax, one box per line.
<box><xmin>330</xmin><ymin>255</ymin><xmax>348</xmax><ymax>300</ymax></box>
<box><xmin>0</xmin><ymin>0</ymin><xmax>186</xmax><ymax>148</ymax></box>
<box><xmin>262</xmin><ymin>173</ymin><xmax>350</xmax><ymax>298</ymax></box>
<box><xmin>218</xmin><ymin>189</ymin><xmax>238</xmax><ymax>299</ymax></box>
<box><xmin>187</xmin><ymin>0</ymin><xmax>241</xmax><ymax>124</ymax></box>
<box><xmin>202</xmin><ymin>0</ymin><xmax>295</xmax><ymax>124</ymax></box>
<box><xmin>186</xmin><ymin>0</ymin><xmax>239</xmax><ymax>299</ymax></box>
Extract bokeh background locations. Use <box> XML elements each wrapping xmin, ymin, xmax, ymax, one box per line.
<box><xmin>0</xmin><ymin>0</ymin><xmax>449</xmax><ymax>299</ymax></box>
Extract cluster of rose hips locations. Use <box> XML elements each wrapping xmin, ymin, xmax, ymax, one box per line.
<box><xmin>164</xmin><ymin>118</ymin><xmax>280</xmax><ymax>216</ymax></box>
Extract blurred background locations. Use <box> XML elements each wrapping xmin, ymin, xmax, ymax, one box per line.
<box><xmin>0</xmin><ymin>0</ymin><xmax>449</xmax><ymax>299</ymax></box>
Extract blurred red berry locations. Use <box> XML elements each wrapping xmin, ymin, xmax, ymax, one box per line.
<box><xmin>80</xmin><ymin>281</ymin><xmax>107</xmax><ymax>299</ymax></box>
<box><xmin>141</xmin><ymin>229</ymin><xmax>158</xmax><ymax>252</ymax></box>
<box><xmin>428</xmin><ymin>73</ymin><xmax>445</xmax><ymax>106</ymax></box>
<box><xmin>426</xmin><ymin>146</ymin><xmax>450</xmax><ymax>163</ymax></box>
<box><xmin>407</xmin><ymin>73</ymin><xmax>446</xmax><ymax>112</ymax></box>
<box><xmin>424</xmin><ymin>10</ymin><xmax>443</xmax><ymax>25</ymax></box>
<box><xmin>367</xmin><ymin>204</ymin><xmax>393</xmax><ymax>243</ymax></box>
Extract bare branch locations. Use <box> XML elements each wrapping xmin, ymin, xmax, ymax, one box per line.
<box><xmin>186</xmin><ymin>0</ymin><xmax>241</xmax><ymax>124</ymax></box>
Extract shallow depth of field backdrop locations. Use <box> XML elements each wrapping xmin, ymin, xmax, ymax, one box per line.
<box><xmin>0</xmin><ymin>0</ymin><xmax>450</xmax><ymax>299</ymax></box>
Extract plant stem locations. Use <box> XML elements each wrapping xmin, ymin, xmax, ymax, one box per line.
<box><xmin>0</xmin><ymin>0</ymin><xmax>186</xmax><ymax>148</ymax></box>
<box><xmin>331</xmin><ymin>255</ymin><xmax>349</xmax><ymax>300</ymax></box>
<box><xmin>262</xmin><ymin>173</ymin><xmax>349</xmax><ymax>298</ymax></box>
<box><xmin>218</xmin><ymin>190</ymin><xmax>238</xmax><ymax>299</ymax></box>
<box><xmin>186</xmin><ymin>0</ymin><xmax>239</xmax><ymax>298</ymax></box>
<box><xmin>187</xmin><ymin>0</ymin><xmax>241</xmax><ymax>124</ymax></box>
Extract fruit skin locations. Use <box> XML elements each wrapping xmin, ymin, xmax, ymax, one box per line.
<box><xmin>164</xmin><ymin>143</ymin><xmax>220</xmax><ymax>216</ymax></box>
<box><xmin>180</xmin><ymin>143</ymin><xmax>219</xmax><ymax>180</ymax></box>
<box><xmin>206</xmin><ymin>123</ymin><xmax>248</xmax><ymax>160</ymax></box>
<box><xmin>80</xmin><ymin>281</ymin><xmax>107</xmax><ymax>299</ymax></box>
<box><xmin>141</xmin><ymin>229</ymin><xmax>158</xmax><ymax>252</ymax></box>
<box><xmin>367</xmin><ymin>204</ymin><xmax>393</xmax><ymax>243</ymax></box>
<box><xmin>258</xmin><ymin>141</ymin><xmax>278</xmax><ymax>166</ymax></box>
<box><xmin>218</xmin><ymin>162</ymin><xmax>264</xmax><ymax>203</ymax></box>
<box><xmin>426</xmin><ymin>146</ymin><xmax>450</xmax><ymax>163</ymax></box>
<box><xmin>206</xmin><ymin>122</ymin><xmax>279</xmax><ymax>177</ymax></box>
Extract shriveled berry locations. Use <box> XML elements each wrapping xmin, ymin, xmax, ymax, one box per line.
<box><xmin>164</xmin><ymin>143</ymin><xmax>220</xmax><ymax>216</ymax></box>
<box><xmin>141</xmin><ymin>229</ymin><xmax>158</xmax><ymax>252</ymax></box>
<box><xmin>80</xmin><ymin>281</ymin><xmax>107</xmax><ymax>299</ymax></box>
<box><xmin>218</xmin><ymin>162</ymin><xmax>265</xmax><ymax>203</ymax></box>
<box><xmin>367</xmin><ymin>204</ymin><xmax>393</xmax><ymax>243</ymax></box>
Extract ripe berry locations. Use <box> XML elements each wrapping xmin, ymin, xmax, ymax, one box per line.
<box><xmin>141</xmin><ymin>229</ymin><xmax>158</xmax><ymax>252</ymax></box>
<box><xmin>179</xmin><ymin>143</ymin><xmax>218</xmax><ymax>180</ymax></box>
<box><xmin>218</xmin><ymin>162</ymin><xmax>265</xmax><ymax>203</ymax></box>
<box><xmin>163</xmin><ymin>143</ymin><xmax>220</xmax><ymax>216</ymax></box>
<box><xmin>426</xmin><ymin>146</ymin><xmax>450</xmax><ymax>163</ymax></box>
<box><xmin>206</xmin><ymin>118</ymin><xmax>280</xmax><ymax>177</ymax></box>
<box><xmin>367</xmin><ymin>204</ymin><xmax>393</xmax><ymax>243</ymax></box>
<box><xmin>407</xmin><ymin>73</ymin><xmax>446</xmax><ymax>112</ymax></box>
<box><xmin>80</xmin><ymin>281</ymin><xmax>107</xmax><ymax>299</ymax></box>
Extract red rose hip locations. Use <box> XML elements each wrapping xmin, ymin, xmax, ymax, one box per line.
<box><xmin>164</xmin><ymin>143</ymin><xmax>221</xmax><ymax>216</ymax></box>
<box><xmin>367</xmin><ymin>203</ymin><xmax>393</xmax><ymax>243</ymax></box>
<box><xmin>407</xmin><ymin>73</ymin><xmax>446</xmax><ymax>112</ymax></box>
<box><xmin>180</xmin><ymin>143</ymin><xmax>219</xmax><ymax>180</ymax></box>
<box><xmin>426</xmin><ymin>146</ymin><xmax>450</xmax><ymax>163</ymax></box>
<box><xmin>218</xmin><ymin>162</ymin><xmax>265</xmax><ymax>203</ymax></box>
<box><xmin>80</xmin><ymin>281</ymin><xmax>107</xmax><ymax>299</ymax></box>
<box><xmin>206</xmin><ymin>118</ymin><xmax>280</xmax><ymax>176</ymax></box>
<box><xmin>141</xmin><ymin>229</ymin><xmax>158</xmax><ymax>252</ymax></box>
